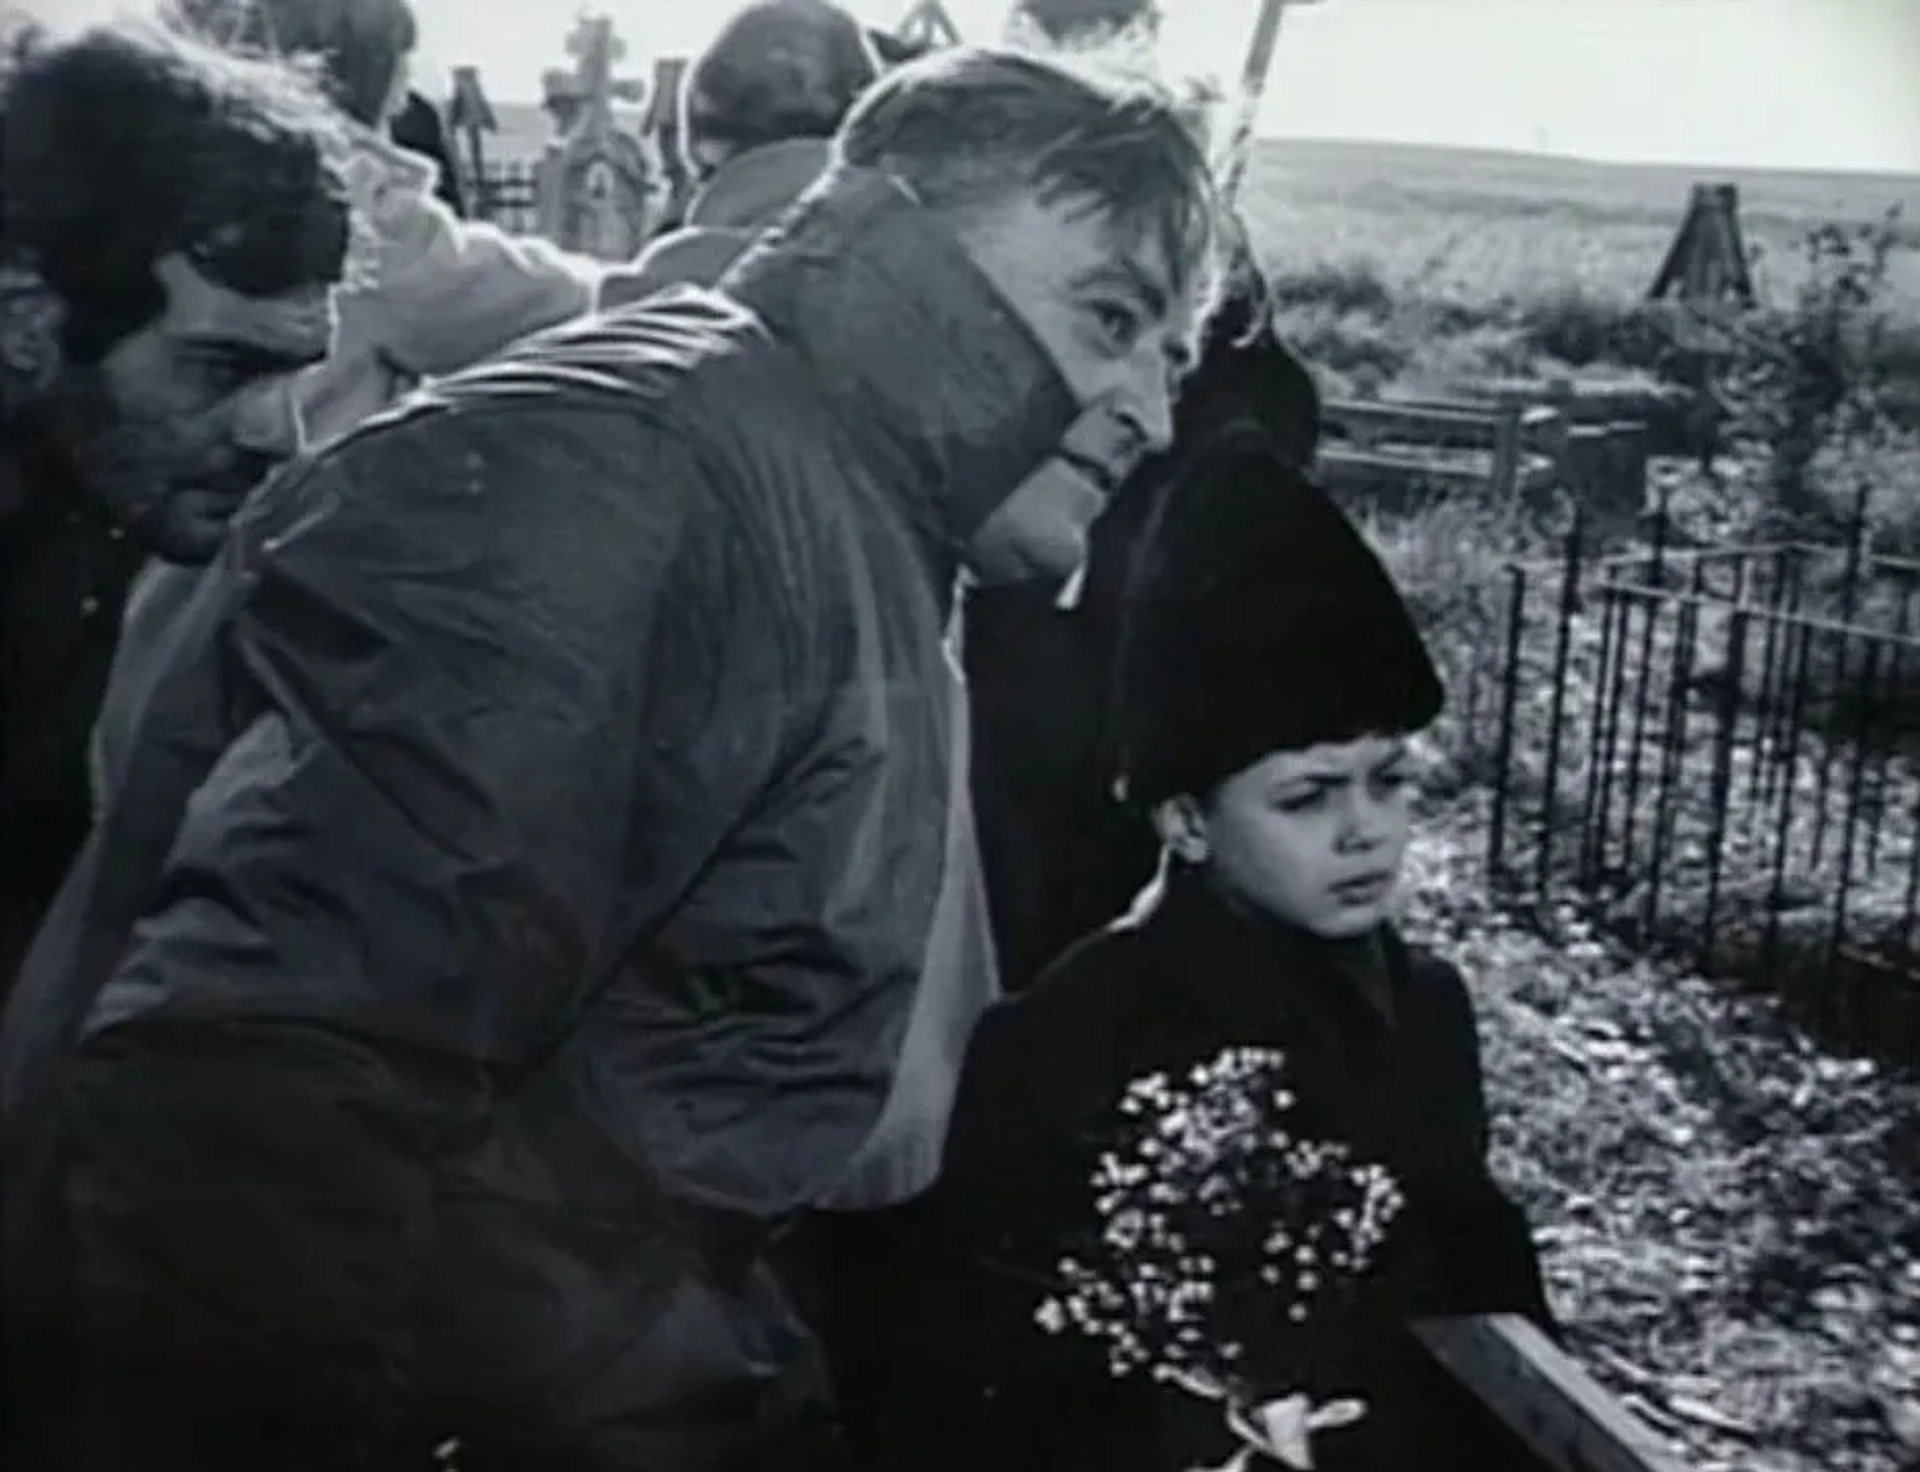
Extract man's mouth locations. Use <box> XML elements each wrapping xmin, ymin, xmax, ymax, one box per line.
<box><xmin>1059</xmin><ymin>451</ymin><xmax>1122</xmax><ymax>500</ymax></box>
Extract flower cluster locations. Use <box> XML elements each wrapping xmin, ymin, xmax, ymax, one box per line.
<box><xmin>1035</xmin><ymin>1045</ymin><xmax>1404</xmax><ymax>1405</ymax></box>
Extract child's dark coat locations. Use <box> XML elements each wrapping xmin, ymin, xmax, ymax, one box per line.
<box><xmin>885</xmin><ymin>868</ymin><xmax>1552</xmax><ymax>1472</ymax></box>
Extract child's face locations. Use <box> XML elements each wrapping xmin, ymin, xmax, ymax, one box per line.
<box><xmin>1165</xmin><ymin>735</ymin><xmax>1417</xmax><ymax>938</ymax></box>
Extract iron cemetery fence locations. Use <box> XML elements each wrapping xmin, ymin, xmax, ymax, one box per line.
<box><xmin>1482</xmin><ymin>519</ymin><xmax>1920</xmax><ymax>1070</ymax></box>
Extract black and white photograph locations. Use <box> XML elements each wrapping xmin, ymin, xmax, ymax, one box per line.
<box><xmin>1</xmin><ymin>0</ymin><xmax>1915</xmax><ymax>1468</ymax></box>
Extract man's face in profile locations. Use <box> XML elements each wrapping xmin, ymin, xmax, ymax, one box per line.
<box><xmin>959</xmin><ymin>193</ymin><xmax>1200</xmax><ymax>585</ymax></box>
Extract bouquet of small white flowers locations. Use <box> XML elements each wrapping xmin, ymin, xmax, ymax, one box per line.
<box><xmin>1035</xmin><ymin>1045</ymin><xmax>1404</xmax><ymax>1471</ymax></box>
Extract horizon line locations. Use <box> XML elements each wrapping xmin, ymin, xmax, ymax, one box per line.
<box><xmin>472</xmin><ymin>104</ymin><xmax>1920</xmax><ymax>183</ymax></box>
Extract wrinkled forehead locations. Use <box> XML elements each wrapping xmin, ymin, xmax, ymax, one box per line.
<box><xmin>152</xmin><ymin>253</ymin><xmax>337</xmax><ymax>358</ymax></box>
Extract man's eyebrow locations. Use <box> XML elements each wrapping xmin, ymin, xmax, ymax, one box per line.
<box><xmin>1067</xmin><ymin>257</ymin><xmax>1169</xmax><ymax>320</ymax></box>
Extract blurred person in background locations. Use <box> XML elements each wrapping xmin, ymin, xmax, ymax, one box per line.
<box><xmin>87</xmin><ymin>0</ymin><xmax>615</xmax><ymax>821</ymax></box>
<box><xmin>600</xmin><ymin>0</ymin><xmax>881</xmax><ymax>309</ymax></box>
<box><xmin>180</xmin><ymin>0</ymin><xmax>605</xmax><ymax>448</ymax></box>
<box><xmin>2</xmin><ymin>44</ymin><xmax>1216</xmax><ymax>1472</ymax></box>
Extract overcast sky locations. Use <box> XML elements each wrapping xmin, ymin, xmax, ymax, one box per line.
<box><xmin>22</xmin><ymin>0</ymin><xmax>1920</xmax><ymax>173</ymax></box>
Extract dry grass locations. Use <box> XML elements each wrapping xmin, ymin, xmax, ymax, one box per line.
<box><xmin>1400</xmin><ymin>817</ymin><xmax>1920</xmax><ymax>1472</ymax></box>
<box><xmin>1235</xmin><ymin>139</ymin><xmax>1920</xmax><ymax>309</ymax></box>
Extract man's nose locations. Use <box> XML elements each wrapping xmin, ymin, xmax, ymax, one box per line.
<box><xmin>1117</xmin><ymin>356</ymin><xmax>1177</xmax><ymax>455</ymax></box>
<box><xmin>228</xmin><ymin>377</ymin><xmax>303</xmax><ymax>461</ymax></box>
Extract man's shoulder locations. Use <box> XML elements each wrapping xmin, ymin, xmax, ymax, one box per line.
<box><xmin>249</xmin><ymin>303</ymin><xmax>848</xmax><ymax>586</ymax></box>
<box><xmin>418</xmin><ymin>288</ymin><xmax>830</xmax><ymax>441</ymax></box>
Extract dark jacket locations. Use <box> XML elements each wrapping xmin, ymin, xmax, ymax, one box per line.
<box><xmin>0</xmin><ymin>433</ymin><xmax>147</xmax><ymax>998</ymax></box>
<box><xmin>894</xmin><ymin>868</ymin><xmax>1551</xmax><ymax>1472</ymax></box>
<box><xmin>0</xmin><ymin>168</ymin><xmax>1078</xmax><ymax>1472</ymax></box>
<box><xmin>965</xmin><ymin>293</ymin><xmax>1322</xmax><ymax>992</ymax></box>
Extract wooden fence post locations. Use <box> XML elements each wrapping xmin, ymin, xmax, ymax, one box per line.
<box><xmin>1491</xmin><ymin>396</ymin><xmax>1524</xmax><ymax>501</ymax></box>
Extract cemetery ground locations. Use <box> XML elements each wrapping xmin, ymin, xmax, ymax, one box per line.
<box><xmin>1259</xmin><ymin>141</ymin><xmax>1920</xmax><ymax>1471</ymax></box>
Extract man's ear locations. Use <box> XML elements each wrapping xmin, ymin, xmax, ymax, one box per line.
<box><xmin>1150</xmin><ymin>793</ymin><xmax>1210</xmax><ymax>865</ymax></box>
<box><xmin>0</xmin><ymin>266</ymin><xmax>65</xmax><ymax>394</ymax></box>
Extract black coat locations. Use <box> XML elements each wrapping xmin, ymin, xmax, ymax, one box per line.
<box><xmin>890</xmin><ymin>869</ymin><xmax>1552</xmax><ymax>1472</ymax></box>
<box><xmin>0</xmin><ymin>435</ymin><xmax>146</xmax><ymax>1000</ymax></box>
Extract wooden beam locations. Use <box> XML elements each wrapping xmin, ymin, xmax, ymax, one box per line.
<box><xmin>1411</xmin><ymin>1314</ymin><xmax>1693</xmax><ymax>1472</ymax></box>
<box><xmin>1317</xmin><ymin>448</ymin><xmax>1557</xmax><ymax>502</ymax></box>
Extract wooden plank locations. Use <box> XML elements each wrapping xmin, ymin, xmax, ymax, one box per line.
<box><xmin>1325</xmin><ymin>401</ymin><xmax>1506</xmax><ymax>437</ymax></box>
<box><xmin>1317</xmin><ymin>447</ymin><xmax>1556</xmax><ymax>493</ymax></box>
<box><xmin>1411</xmin><ymin>1314</ymin><xmax>1692</xmax><ymax>1472</ymax></box>
<box><xmin>1324</xmin><ymin>400</ymin><xmax>1566</xmax><ymax>439</ymax></box>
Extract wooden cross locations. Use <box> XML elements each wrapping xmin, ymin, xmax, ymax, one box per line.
<box><xmin>565</xmin><ymin>12</ymin><xmax>620</xmax><ymax>139</ymax></box>
<box><xmin>898</xmin><ymin>0</ymin><xmax>962</xmax><ymax>49</ymax></box>
<box><xmin>445</xmin><ymin>65</ymin><xmax>497</xmax><ymax>210</ymax></box>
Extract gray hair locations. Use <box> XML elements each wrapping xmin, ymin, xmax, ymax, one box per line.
<box><xmin>835</xmin><ymin>45</ymin><xmax>1218</xmax><ymax>301</ymax></box>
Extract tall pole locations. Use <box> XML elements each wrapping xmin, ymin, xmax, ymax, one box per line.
<box><xmin>1219</xmin><ymin>0</ymin><xmax>1308</xmax><ymax>205</ymax></box>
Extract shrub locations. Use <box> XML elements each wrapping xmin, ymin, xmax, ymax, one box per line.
<box><xmin>1716</xmin><ymin>209</ymin><xmax>1910</xmax><ymax>531</ymax></box>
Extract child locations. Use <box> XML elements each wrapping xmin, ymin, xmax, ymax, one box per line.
<box><xmin>892</xmin><ymin>437</ymin><xmax>1553</xmax><ymax>1472</ymax></box>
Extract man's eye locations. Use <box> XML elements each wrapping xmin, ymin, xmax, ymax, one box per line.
<box><xmin>1091</xmin><ymin>302</ymin><xmax>1139</xmax><ymax>345</ymax></box>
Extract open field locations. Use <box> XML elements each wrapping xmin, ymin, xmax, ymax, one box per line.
<box><xmin>486</xmin><ymin>107</ymin><xmax>1920</xmax><ymax>312</ymax></box>
<box><xmin>1233</xmin><ymin>137</ymin><xmax>1920</xmax><ymax>309</ymax></box>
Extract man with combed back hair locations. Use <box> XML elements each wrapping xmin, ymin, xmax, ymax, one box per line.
<box><xmin>2</xmin><ymin>41</ymin><xmax>1216</xmax><ymax>1472</ymax></box>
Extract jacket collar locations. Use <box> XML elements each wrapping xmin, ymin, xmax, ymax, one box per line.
<box><xmin>1143</xmin><ymin>864</ymin><xmax>1399</xmax><ymax>1036</ymax></box>
<box><xmin>724</xmin><ymin>167</ymin><xmax>1079</xmax><ymax>597</ymax></box>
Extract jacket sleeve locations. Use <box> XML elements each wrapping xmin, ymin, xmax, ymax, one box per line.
<box><xmin>373</xmin><ymin>188</ymin><xmax>603</xmax><ymax>377</ymax></box>
<box><xmin>60</xmin><ymin>403</ymin><xmax>791</xmax><ymax>1452</ymax></box>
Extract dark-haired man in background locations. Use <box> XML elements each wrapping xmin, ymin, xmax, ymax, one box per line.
<box><xmin>0</xmin><ymin>16</ymin><xmax>351</xmax><ymax>1465</ymax></box>
<box><xmin>0</xmin><ymin>18</ymin><xmax>349</xmax><ymax>1002</ymax></box>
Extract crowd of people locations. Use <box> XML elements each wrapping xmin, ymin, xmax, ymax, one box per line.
<box><xmin>0</xmin><ymin>2</ymin><xmax>1552</xmax><ymax>1469</ymax></box>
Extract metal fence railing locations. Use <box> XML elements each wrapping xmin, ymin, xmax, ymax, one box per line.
<box><xmin>1483</xmin><ymin>523</ymin><xmax>1920</xmax><ymax>1069</ymax></box>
